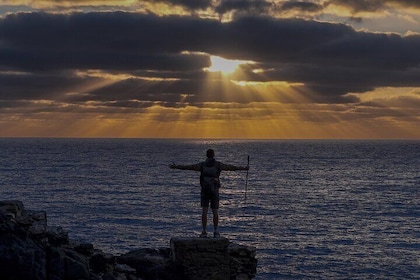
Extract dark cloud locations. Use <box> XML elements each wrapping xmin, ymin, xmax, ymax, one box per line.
<box><xmin>0</xmin><ymin>71</ymin><xmax>89</xmax><ymax>100</ymax></box>
<box><xmin>215</xmin><ymin>0</ymin><xmax>272</xmax><ymax>15</ymax></box>
<box><xmin>2</xmin><ymin>12</ymin><xmax>419</xmax><ymax>68</ymax></box>
<box><xmin>327</xmin><ymin>0</ymin><xmax>420</xmax><ymax>13</ymax></box>
<box><xmin>1</xmin><ymin>11</ymin><xmax>420</xmax><ymax>110</ymax></box>
<box><xmin>393</xmin><ymin>0</ymin><xmax>420</xmax><ymax>8</ymax></box>
<box><xmin>0</xmin><ymin>47</ymin><xmax>210</xmax><ymax>72</ymax></box>
<box><xmin>327</xmin><ymin>0</ymin><xmax>385</xmax><ymax>13</ymax></box>
<box><xmin>144</xmin><ymin>0</ymin><xmax>212</xmax><ymax>10</ymax></box>
<box><xmin>280</xmin><ymin>1</ymin><xmax>324</xmax><ymax>13</ymax></box>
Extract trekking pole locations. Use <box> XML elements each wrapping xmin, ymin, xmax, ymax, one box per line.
<box><xmin>244</xmin><ymin>155</ymin><xmax>249</xmax><ymax>205</ymax></box>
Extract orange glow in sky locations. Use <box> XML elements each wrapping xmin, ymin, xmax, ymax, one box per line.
<box><xmin>0</xmin><ymin>2</ymin><xmax>419</xmax><ymax>139</ymax></box>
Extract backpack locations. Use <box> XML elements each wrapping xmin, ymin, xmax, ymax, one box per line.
<box><xmin>200</xmin><ymin>160</ymin><xmax>220</xmax><ymax>193</ymax></box>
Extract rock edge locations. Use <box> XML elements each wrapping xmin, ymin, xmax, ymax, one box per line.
<box><xmin>0</xmin><ymin>200</ymin><xmax>257</xmax><ymax>280</ymax></box>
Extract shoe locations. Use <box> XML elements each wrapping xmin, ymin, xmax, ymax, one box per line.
<box><xmin>214</xmin><ymin>230</ymin><xmax>220</xmax><ymax>238</ymax></box>
<box><xmin>199</xmin><ymin>231</ymin><xmax>207</xmax><ymax>238</ymax></box>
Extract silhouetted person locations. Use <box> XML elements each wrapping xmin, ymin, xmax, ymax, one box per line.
<box><xmin>169</xmin><ymin>149</ymin><xmax>249</xmax><ymax>237</ymax></box>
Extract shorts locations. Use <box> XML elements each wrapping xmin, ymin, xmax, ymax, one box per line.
<box><xmin>201</xmin><ymin>186</ymin><xmax>219</xmax><ymax>209</ymax></box>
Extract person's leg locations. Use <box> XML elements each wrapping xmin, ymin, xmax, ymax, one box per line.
<box><xmin>211</xmin><ymin>188</ymin><xmax>220</xmax><ymax>237</ymax></box>
<box><xmin>212</xmin><ymin>208</ymin><xmax>219</xmax><ymax>230</ymax></box>
<box><xmin>200</xmin><ymin>189</ymin><xmax>210</xmax><ymax>237</ymax></box>
<box><xmin>202</xmin><ymin>207</ymin><xmax>208</xmax><ymax>233</ymax></box>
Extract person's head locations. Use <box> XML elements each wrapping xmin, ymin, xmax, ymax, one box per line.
<box><xmin>206</xmin><ymin>149</ymin><xmax>215</xmax><ymax>158</ymax></box>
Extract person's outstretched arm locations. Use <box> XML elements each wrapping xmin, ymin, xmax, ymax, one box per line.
<box><xmin>219</xmin><ymin>162</ymin><xmax>249</xmax><ymax>171</ymax></box>
<box><xmin>169</xmin><ymin>163</ymin><xmax>201</xmax><ymax>171</ymax></box>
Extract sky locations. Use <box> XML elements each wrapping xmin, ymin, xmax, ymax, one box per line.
<box><xmin>0</xmin><ymin>0</ymin><xmax>419</xmax><ymax>139</ymax></box>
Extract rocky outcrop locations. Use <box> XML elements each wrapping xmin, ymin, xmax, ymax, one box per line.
<box><xmin>0</xmin><ymin>200</ymin><xmax>121</xmax><ymax>280</ymax></box>
<box><xmin>171</xmin><ymin>237</ymin><xmax>257</xmax><ymax>280</ymax></box>
<box><xmin>0</xmin><ymin>200</ymin><xmax>257</xmax><ymax>280</ymax></box>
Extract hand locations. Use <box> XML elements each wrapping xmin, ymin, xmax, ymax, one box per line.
<box><xmin>169</xmin><ymin>163</ymin><xmax>177</xmax><ymax>169</ymax></box>
<box><xmin>244</xmin><ymin>165</ymin><xmax>249</xmax><ymax>171</ymax></box>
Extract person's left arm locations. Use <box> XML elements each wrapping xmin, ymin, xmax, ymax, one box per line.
<box><xmin>169</xmin><ymin>163</ymin><xmax>201</xmax><ymax>171</ymax></box>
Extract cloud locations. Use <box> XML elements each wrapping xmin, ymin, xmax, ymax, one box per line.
<box><xmin>144</xmin><ymin>0</ymin><xmax>212</xmax><ymax>10</ymax></box>
<box><xmin>280</xmin><ymin>1</ymin><xmax>324</xmax><ymax>13</ymax></box>
<box><xmin>327</xmin><ymin>0</ymin><xmax>386</xmax><ymax>13</ymax></box>
<box><xmin>0</xmin><ymin>11</ymin><xmax>419</xmax><ymax>134</ymax></box>
<box><xmin>215</xmin><ymin>0</ymin><xmax>272</xmax><ymax>15</ymax></box>
<box><xmin>327</xmin><ymin>0</ymin><xmax>420</xmax><ymax>13</ymax></box>
<box><xmin>395</xmin><ymin>0</ymin><xmax>420</xmax><ymax>8</ymax></box>
<box><xmin>3</xmin><ymin>12</ymin><xmax>420</xmax><ymax>67</ymax></box>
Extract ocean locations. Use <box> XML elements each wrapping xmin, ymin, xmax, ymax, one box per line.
<box><xmin>0</xmin><ymin>138</ymin><xmax>419</xmax><ymax>279</ymax></box>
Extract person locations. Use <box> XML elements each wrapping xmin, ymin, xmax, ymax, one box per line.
<box><xmin>169</xmin><ymin>149</ymin><xmax>249</xmax><ymax>238</ymax></box>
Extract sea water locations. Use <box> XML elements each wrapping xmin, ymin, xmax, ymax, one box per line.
<box><xmin>0</xmin><ymin>138</ymin><xmax>419</xmax><ymax>279</ymax></box>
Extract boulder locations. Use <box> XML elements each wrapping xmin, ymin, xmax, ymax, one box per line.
<box><xmin>228</xmin><ymin>243</ymin><xmax>258</xmax><ymax>279</ymax></box>
<box><xmin>117</xmin><ymin>247</ymin><xmax>183</xmax><ymax>279</ymax></box>
<box><xmin>170</xmin><ymin>237</ymin><xmax>257</xmax><ymax>280</ymax></box>
<box><xmin>0</xmin><ymin>231</ymin><xmax>47</xmax><ymax>280</ymax></box>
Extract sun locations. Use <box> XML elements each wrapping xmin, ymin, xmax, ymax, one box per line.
<box><xmin>206</xmin><ymin>55</ymin><xmax>249</xmax><ymax>74</ymax></box>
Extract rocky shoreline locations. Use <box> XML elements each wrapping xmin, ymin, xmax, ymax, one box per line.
<box><xmin>0</xmin><ymin>200</ymin><xmax>257</xmax><ymax>280</ymax></box>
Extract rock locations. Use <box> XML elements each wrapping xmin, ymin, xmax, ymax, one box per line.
<box><xmin>117</xmin><ymin>248</ymin><xmax>181</xmax><ymax>279</ymax></box>
<box><xmin>47</xmin><ymin>247</ymin><xmax>91</xmax><ymax>280</ymax></box>
<box><xmin>0</xmin><ymin>232</ymin><xmax>47</xmax><ymax>280</ymax></box>
<box><xmin>64</xmin><ymin>248</ymin><xmax>91</xmax><ymax>280</ymax></box>
<box><xmin>115</xmin><ymin>263</ymin><xmax>136</xmax><ymax>274</ymax></box>
<box><xmin>47</xmin><ymin>247</ymin><xmax>66</xmax><ymax>280</ymax></box>
<box><xmin>74</xmin><ymin>242</ymin><xmax>95</xmax><ymax>255</ymax></box>
<box><xmin>0</xmin><ymin>201</ymin><xmax>257</xmax><ymax>280</ymax></box>
<box><xmin>27</xmin><ymin>211</ymin><xmax>48</xmax><ymax>235</ymax></box>
<box><xmin>0</xmin><ymin>200</ymin><xmax>25</xmax><ymax>219</ymax></box>
<box><xmin>0</xmin><ymin>212</ymin><xmax>17</xmax><ymax>233</ymax></box>
<box><xmin>228</xmin><ymin>243</ymin><xmax>258</xmax><ymax>279</ymax></box>
<box><xmin>90</xmin><ymin>252</ymin><xmax>115</xmax><ymax>273</ymax></box>
<box><xmin>0</xmin><ymin>201</ymin><xmax>47</xmax><ymax>280</ymax></box>
<box><xmin>46</xmin><ymin>226</ymin><xmax>69</xmax><ymax>246</ymax></box>
<box><xmin>170</xmin><ymin>237</ymin><xmax>257</xmax><ymax>280</ymax></box>
<box><xmin>171</xmin><ymin>237</ymin><xmax>230</xmax><ymax>280</ymax></box>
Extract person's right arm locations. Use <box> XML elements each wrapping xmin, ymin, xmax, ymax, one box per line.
<box><xmin>219</xmin><ymin>162</ymin><xmax>249</xmax><ymax>171</ymax></box>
